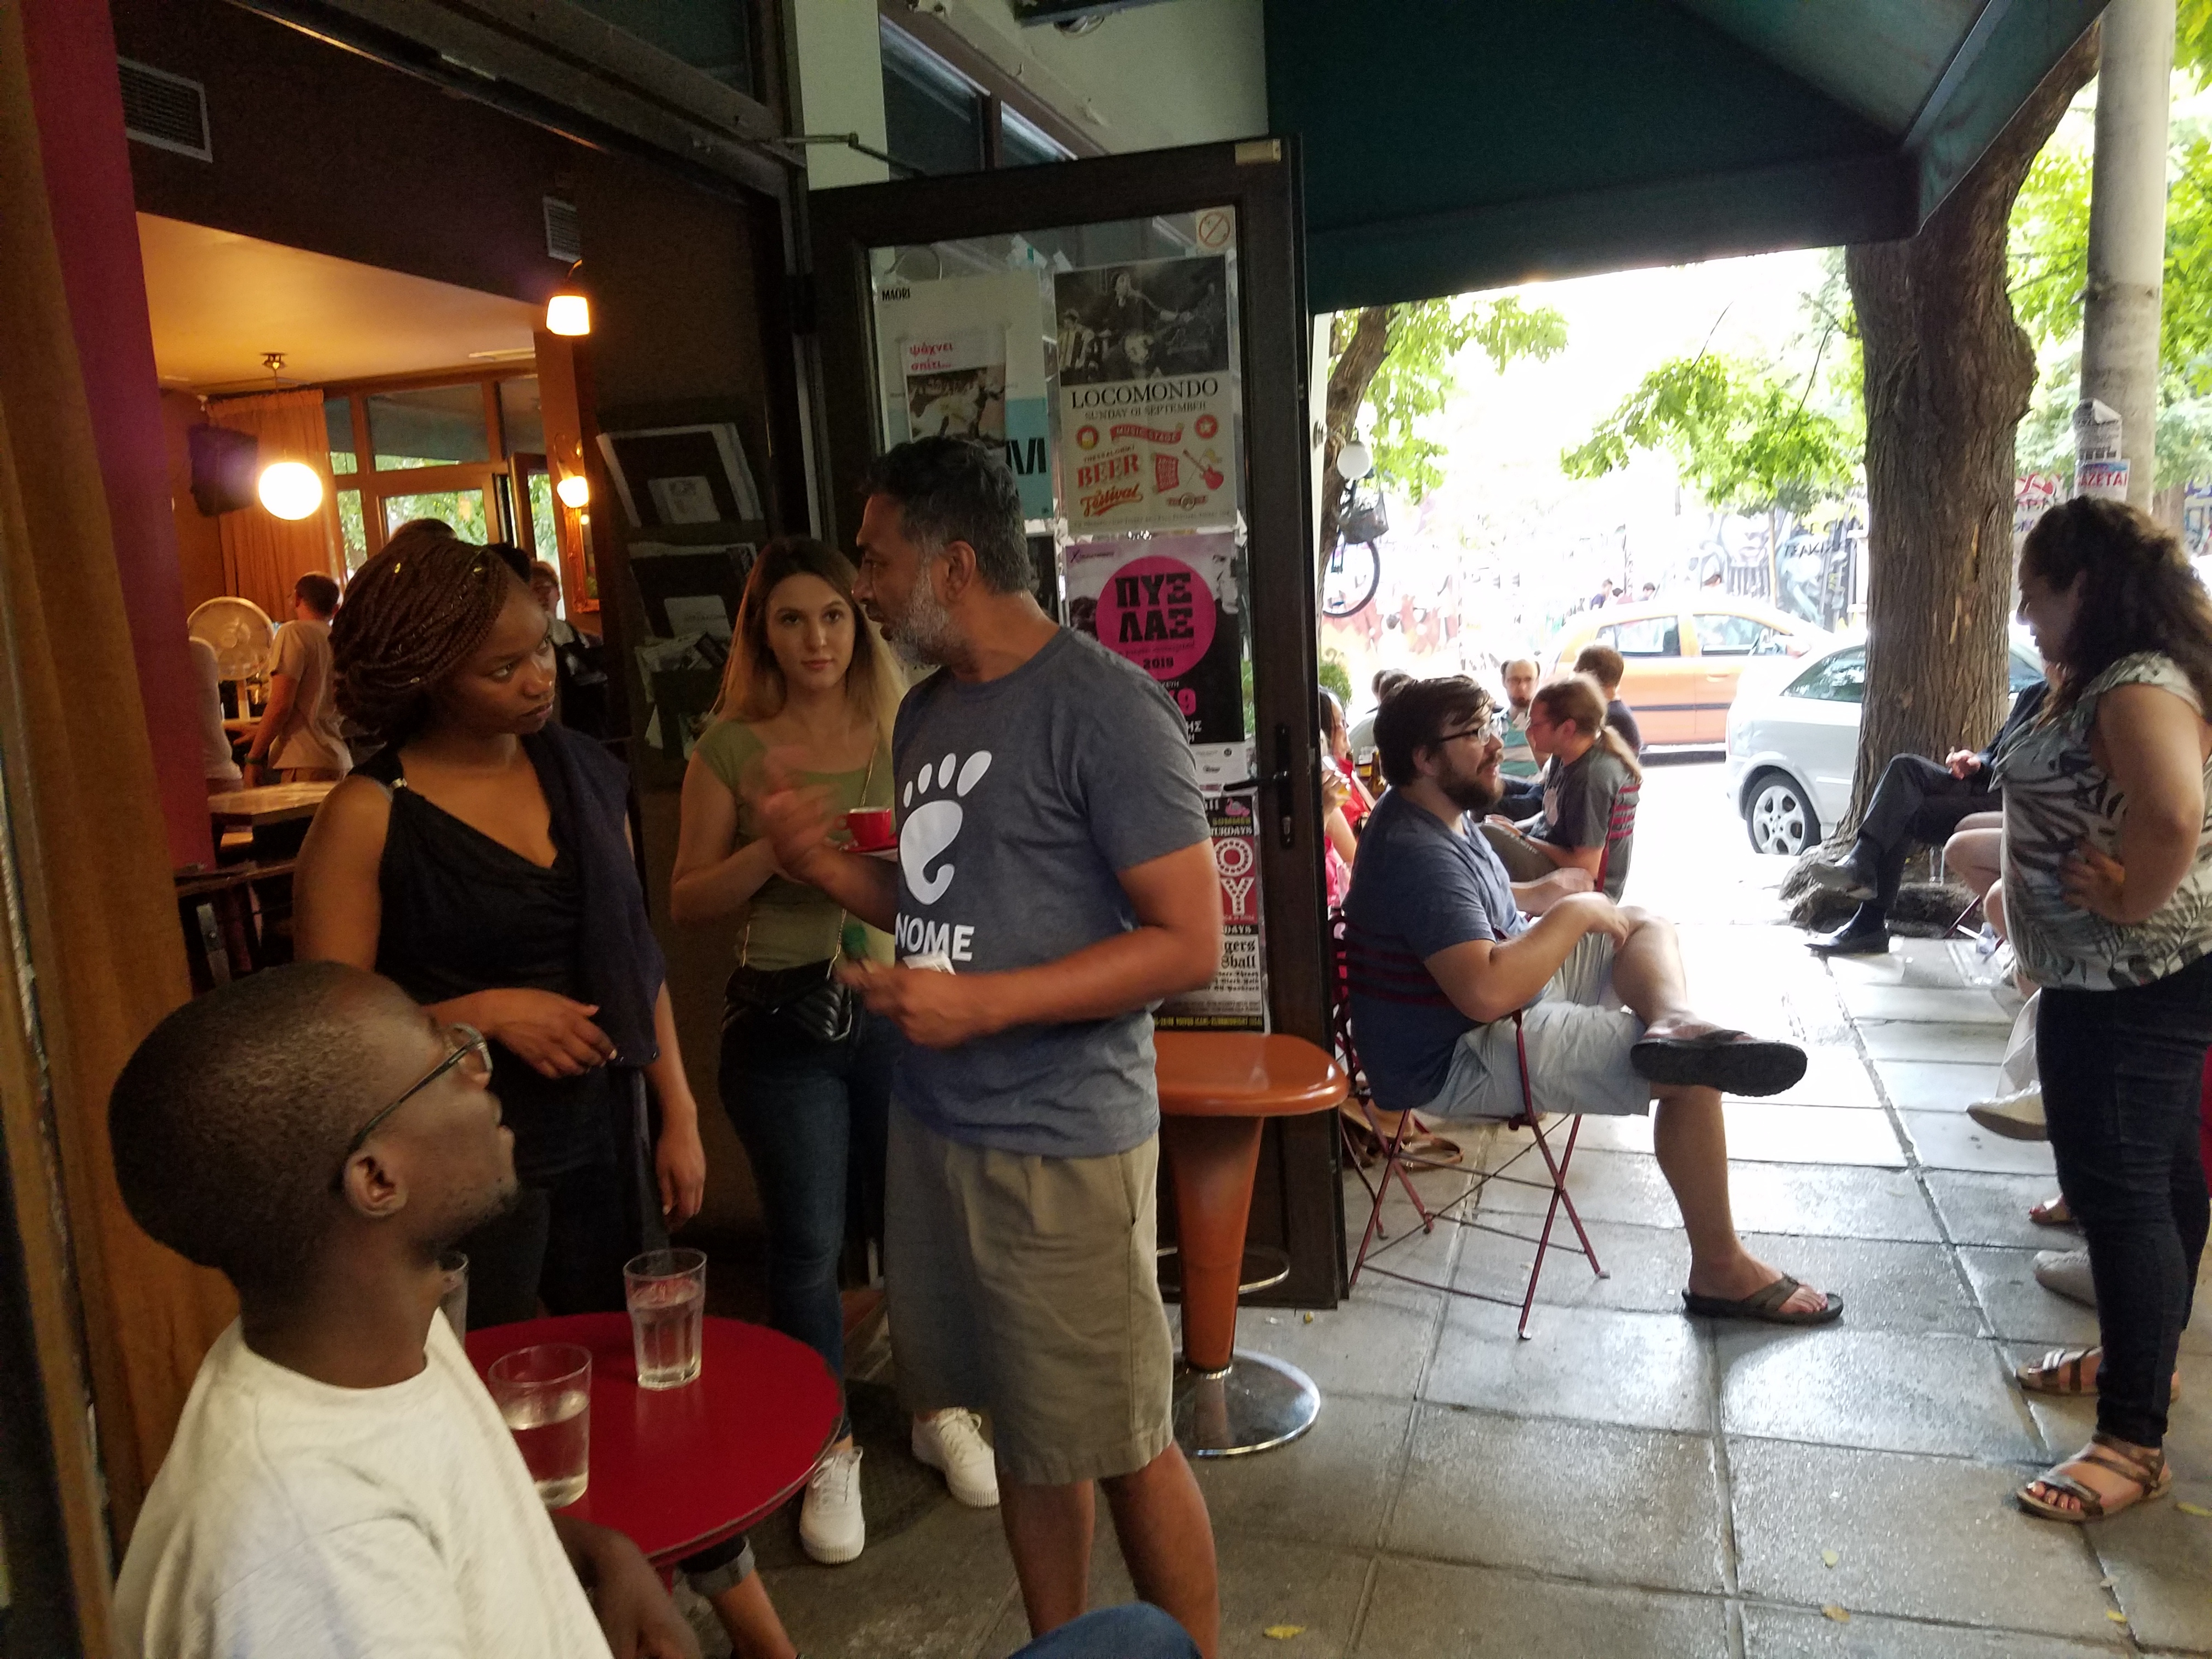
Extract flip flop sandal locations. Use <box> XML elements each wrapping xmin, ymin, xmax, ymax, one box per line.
<box><xmin>2029</xmin><ymin>1195</ymin><xmax>2074</xmax><ymax>1226</ymax></box>
<box><xmin>1402</xmin><ymin>1114</ymin><xmax>1466</xmax><ymax>1167</ymax></box>
<box><xmin>1632</xmin><ymin>1030</ymin><xmax>1808</xmax><ymax>1098</ymax></box>
<box><xmin>1681</xmin><ymin>1273</ymin><xmax>1844</xmax><ymax>1325</ymax></box>
<box><xmin>2015</xmin><ymin>1347</ymin><xmax>2181</xmax><ymax>1400</ymax></box>
<box><xmin>2018</xmin><ymin>1434</ymin><xmax>2171</xmax><ymax>1523</ymax></box>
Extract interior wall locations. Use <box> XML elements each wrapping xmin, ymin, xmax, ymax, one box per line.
<box><xmin>160</xmin><ymin>391</ymin><xmax>224</xmax><ymax>612</ymax></box>
<box><xmin>22</xmin><ymin>0</ymin><xmax>212</xmax><ymax>871</ymax></box>
<box><xmin>112</xmin><ymin>0</ymin><xmax>576</xmax><ymax>311</ymax></box>
<box><xmin>930</xmin><ymin>0</ymin><xmax>1268</xmax><ymax>151</ymax></box>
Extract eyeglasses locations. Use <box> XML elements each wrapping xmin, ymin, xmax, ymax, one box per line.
<box><xmin>340</xmin><ymin>1024</ymin><xmax>494</xmax><ymax>1166</ymax></box>
<box><xmin>1435</xmin><ymin>721</ymin><xmax>1496</xmax><ymax>746</ymax></box>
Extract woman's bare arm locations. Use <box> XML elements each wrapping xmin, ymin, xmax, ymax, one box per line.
<box><xmin>2073</xmin><ymin>682</ymin><xmax>2211</xmax><ymax>924</ymax></box>
<box><xmin>668</xmin><ymin>750</ymin><xmax>782</xmax><ymax>924</ymax></box>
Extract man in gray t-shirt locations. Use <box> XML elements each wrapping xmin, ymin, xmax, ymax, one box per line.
<box><xmin>761</xmin><ymin>439</ymin><xmax>1222</xmax><ymax>1654</ymax></box>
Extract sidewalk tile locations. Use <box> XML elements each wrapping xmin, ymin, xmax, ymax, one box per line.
<box><xmin>1387</xmin><ymin>1406</ymin><xmax>1724</xmax><ymax>1592</ymax></box>
<box><xmin>979</xmin><ymin>1535</ymin><xmax>1370</xmax><ymax>1659</ymax></box>
<box><xmin>1735</xmin><ymin>1234</ymin><xmax>1982</xmax><ymax>1335</ymax></box>
<box><xmin>1927</xmin><ymin>1171</ymin><xmax>2072</xmax><ymax>1249</ymax></box>
<box><xmin>1740</xmin><ymin>1604</ymin><xmax>2131</xmax><ymax>1657</ymax></box>
<box><xmin>1227</xmin><ymin>1285</ymin><xmax>1439</xmax><ymax>1400</ymax></box>
<box><xmin>1875</xmin><ymin>1059</ymin><xmax>2002</xmax><ymax>1113</ymax></box>
<box><xmin>2090</xmin><ymin>1474</ymin><xmax>2212</xmax><ymax>1655</ymax></box>
<box><xmin>1453</xmin><ymin>1217</ymin><xmax>1688</xmax><ymax>1314</ymax></box>
<box><xmin>1859</xmin><ymin>1022</ymin><xmax>2010</xmax><ymax>1064</ymax></box>
<box><xmin>1356</xmin><ymin>1559</ymin><xmax>1727</xmax><ymax>1657</ymax></box>
<box><xmin>1723</xmin><ymin>1161</ymin><xmax>1943</xmax><ymax>1242</ymax></box>
<box><xmin>1716</xmin><ymin>1327</ymin><xmax>2036</xmax><ymax>1459</ymax></box>
<box><xmin>1957</xmin><ymin>1248</ymin><xmax>2102</xmax><ymax>1347</ymax></box>
<box><xmin>759</xmin><ymin>1497</ymin><xmax>1013</xmax><ymax>1659</ymax></box>
<box><xmin>1832</xmin><ymin>983</ymin><xmax>2011</xmax><ymax>1024</ymax></box>
<box><xmin>1476</xmin><ymin>1146</ymin><xmax>1684</xmax><ymax>1230</ymax></box>
<box><xmin>1730</xmin><ymin>1438</ymin><xmax>2119</xmax><ymax>1638</ymax></box>
<box><xmin>1898</xmin><ymin>1111</ymin><xmax>2058</xmax><ymax>1176</ymax></box>
<box><xmin>1719</xmin><ymin>1102</ymin><xmax>1909</xmax><ymax>1166</ymax></box>
<box><xmin>1428</xmin><ymin>1301</ymin><xmax>1711</xmax><ymax>1433</ymax></box>
<box><xmin>1192</xmin><ymin>1393</ymin><xmax>1414</xmax><ymax>1551</ymax></box>
<box><xmin>1745</xmin><ymin>1045</ymin><xmax>1883</xmax><ymax>1110</ymax></box>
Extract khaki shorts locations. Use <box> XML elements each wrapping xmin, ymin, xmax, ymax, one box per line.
<box><xmin>1421</xmin><ymin>933</ymin><xmax>1651</xmax><ymax>1121</ymax></box>
<box><xmin>885</xmin><ymin>1102</ymin><xmax>1174</xmax><ymax>1487</ymax></box>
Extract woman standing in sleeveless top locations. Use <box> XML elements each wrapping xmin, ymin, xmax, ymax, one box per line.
<box><xmin>294</xmin><ymin>531</ymin><xmax>798</xmax><ymax>1659</ymax></box>
<box><xmin>2000</xmin><ymin>498</ymin><xmax>2212</xmax><ymax>1525</ymax></box>
<box><xmin>673</xmin><ymin>538</ymin><xmax>997</xmax><ymax>1567</ymax></box>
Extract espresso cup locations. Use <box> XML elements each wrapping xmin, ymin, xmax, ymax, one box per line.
<box><xmin>844</xmin><ymin>808</ymin><xmax>895</xmax><ymax>851</ymax></box>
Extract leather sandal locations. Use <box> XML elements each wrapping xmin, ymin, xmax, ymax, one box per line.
<box><xmin>2028</xmin><ymin>1194</ymin><xmax>2074</xmax><ymax>1227</ymax></box>
<box><xmin>2015</xmin><ymin>1346</ymin><xmax>2180</xmax><ymax>1401</ymax></box>
<box><xmin>2017</xmin><ymin>1434</ymin><xmax>2171</xmax><ymax>1523</ymax></box>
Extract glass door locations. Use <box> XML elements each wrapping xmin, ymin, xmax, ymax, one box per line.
<box><xmin>810</xmin><ymin>140</ymin><xmax>1338</xmax><ymax>1302</ymax></box>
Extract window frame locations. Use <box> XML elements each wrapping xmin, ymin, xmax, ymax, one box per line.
<box><xmin>1598</xmin><ymin>615</ymin><xmax>1682</xmax><ymax>658</ymax></box>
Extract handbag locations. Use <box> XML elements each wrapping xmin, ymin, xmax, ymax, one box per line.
<box><xmin>719</xmin><ymin>746</ymin><xmax>873</xmax><ymax>1047</ymax></box>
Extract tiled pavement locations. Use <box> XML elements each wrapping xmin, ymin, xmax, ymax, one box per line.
<box><xmin>736</xmin><ymin>762</ymin><xmax>2212</xmax><ymax>1657</ymax></box>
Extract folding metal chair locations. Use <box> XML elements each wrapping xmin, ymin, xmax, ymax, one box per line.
<box><xmin>1330</xmin><ymin>909</ymin><xmax>1605</xmax><ymax>1339</ymax></box>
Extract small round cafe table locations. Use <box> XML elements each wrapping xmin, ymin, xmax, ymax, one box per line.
<box><xmin>467</xmin><ymin>1312</ymin><xmax>840</xmax><ymax>1571</ymax></box>
<box><xmin>1155</xmin><ymin>1031</ymin><xmax>1347</xmax><ymax>1458</ymax></box>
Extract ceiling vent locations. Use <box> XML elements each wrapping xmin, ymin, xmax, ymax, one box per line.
<box><xmin>543</xmin><ymin>197</ymin><xmax>582</xmax><ymax>263</ymax></box>
<box><xmin>118</xmin><ymin>58</ymin><xmax>211</xmax><ymax>162</ymax></box>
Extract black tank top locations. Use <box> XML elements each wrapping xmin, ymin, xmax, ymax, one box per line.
<box><xmin>360</xmin><ymin>751</ymin><xmax>617</xmax><ymax>1178</ymax></box>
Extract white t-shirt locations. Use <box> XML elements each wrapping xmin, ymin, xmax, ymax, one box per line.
<box><xmin>190</xmin><ymin>638</ymin><xmax>242</xmax><ymax>787</ymax></box>
<box><xmin>113</xmin><ymin>1317</ymin><xmax>612</xmax><ymax>1659</ymax></box>
<box><xmin>266</xmin><ymin>618</ymin><xmax>351</xmax><ymax>775</ymax></box>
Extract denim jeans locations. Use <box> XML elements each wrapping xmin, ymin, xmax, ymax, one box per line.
<box><xmin>1013</xmin><ymin>1605</ymin><xmax>1199</xmax><ymax>1659</ymax></box>
<box><xmin>2039</xmin><ymin>950</ymin><xmax>2212</xmax><ymax>1448</ymax></box>
<box><xmin>720</xmin><ymin>1005</ymin><xmax>895</xmax><ymax>1416</ymax></box>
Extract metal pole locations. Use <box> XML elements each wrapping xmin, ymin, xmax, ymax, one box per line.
<box><xmin>2079</xmin><ymin>0</ymin><xmax>2176</xmax><ymax>509</ymax></box>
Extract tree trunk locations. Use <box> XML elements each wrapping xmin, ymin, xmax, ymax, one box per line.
<box><xmin>1316</xmin><ymin>306</ymin><xmax>1392</xmax><ymax>571</ymax></box>
<box><xmin>1839</xmin><ymin>29</ymin><xmax>2098</xmax><ymax>838</ymax></box>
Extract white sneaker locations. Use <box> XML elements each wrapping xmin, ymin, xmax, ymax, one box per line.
<box><xmin>2035</xmin><ymin>1248</ymin><xmax>2097</xmax><ymax>1309</ymax></box>
<box><xmin>799</xmin><ymin>1445</ymin><xmax>865</xmax><ymax>1564</ymax></box>
<box><xmin>1967</xmin><ymin>1087</ymin><xmax>2046</xmax><ymax>1141</ymax></box>
<box><xmin>912</xmin><ymin>1409</ymin><xmax>1000</xmax><ymax>1508</ymax></box>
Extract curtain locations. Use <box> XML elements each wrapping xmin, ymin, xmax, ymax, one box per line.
<box><xmin>0</xmin><ymin>0</ymin><xmax>233</xmax><ymax>1566</ymax></box>
<box><xmin>207</xmin><ymin>387</ymin><xmax>340</xmax><ymax>617</ymax></box>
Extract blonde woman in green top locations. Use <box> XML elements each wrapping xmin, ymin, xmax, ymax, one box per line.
<box><xmin>672</xmin><ymin>538</ymin><xmax>998</xmax><ymax>1567</ymax></box>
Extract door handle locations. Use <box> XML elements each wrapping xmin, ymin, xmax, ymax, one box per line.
<box><xmin>1268</xmin><ymin>721</ymin><xmax>1296</xmax><ymax>850</ymax></box>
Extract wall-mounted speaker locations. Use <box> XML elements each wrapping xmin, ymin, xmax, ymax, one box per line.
<box><xmin>188</xmin><ymin>425</ymin><xmax>258</xmax><ymax>516</ymax></box>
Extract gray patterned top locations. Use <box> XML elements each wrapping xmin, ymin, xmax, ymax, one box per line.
<box><xmin>1995</xmin><ymin>651</ymin><xmax>2212</xmax><ymax>990</ymax></box>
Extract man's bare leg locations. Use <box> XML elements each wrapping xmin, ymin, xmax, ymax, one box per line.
<box><xmin>1604</xmin><ymin>909</ymin><xmax>1829</xmax><ymax>1316</ymax></box>
<box><xmin>1101</xmin><ymin>1445</ymin><xmax>1219</xmax><ymax>1658</ymax></box>
<box><xmin>1000</xmin><ymin>1477</ymin><xmax>1095</xmax><ymax>1640</ymax></box>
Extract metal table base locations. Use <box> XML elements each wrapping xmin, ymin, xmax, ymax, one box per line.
<box><xmin>1170</xmin><ymin>1351</ymin><xmax>1319</xmax><ymax>1458</ymax></box>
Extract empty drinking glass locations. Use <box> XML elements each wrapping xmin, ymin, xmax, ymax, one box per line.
<box><xmin>488</xmin><ymin>1343</ymin><xmax>591</xmax><ymax>1506</ymax></box>
<box><xmin>624</xmin><ymin>1248</ymin><xmax>706</xmax><ymax>1390</ymax></box>
<box><xmin>436</xmin><ymin>1250</ymin><xmax>468</xmax><ymax>1339</ymax></box>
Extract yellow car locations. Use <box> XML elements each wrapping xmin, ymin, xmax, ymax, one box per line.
<box><xmin>1545</xmin><ymin>598</ymin><xmax>1834</xmax><ymax>747</ymax></box>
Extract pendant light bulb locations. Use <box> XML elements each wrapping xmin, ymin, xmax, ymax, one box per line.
<box><xmin>257</xmin><ymin>460</ymin><xmax>324</xmax><ymax>521</ymax></box>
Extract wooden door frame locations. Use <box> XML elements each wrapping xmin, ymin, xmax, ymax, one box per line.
<box><xmin>806</xmin><ymin>138</ymin><xmax>1341</xmax><ymax>1304</ymax></box>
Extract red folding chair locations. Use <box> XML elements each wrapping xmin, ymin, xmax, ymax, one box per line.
<box><xmin>1330</xmin><ymin>909</ymin><xmax>1605</xmax><ymax>1339</ymax></box>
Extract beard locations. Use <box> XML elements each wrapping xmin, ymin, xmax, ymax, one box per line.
<box><xmin>887</xmin><ymin>566</ymin><xmax>962</xmax><ymax>668</ymax></box>
<box><xmin>1440</xmin><ymin>758</ymin><xmax>1502</xmax><ymax>815</ymax></box>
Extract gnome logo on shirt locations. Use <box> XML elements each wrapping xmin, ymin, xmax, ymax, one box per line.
<box><xmin>901</xmin><ymin>750</ymin><xmax>991</xmax><ymax>905</ymax></box>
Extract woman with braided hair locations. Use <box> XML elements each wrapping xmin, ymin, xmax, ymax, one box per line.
<box><xmin>296</xmin><ymin>523</ymin><xmax>708</xmax><ymax>1313</ymax></box>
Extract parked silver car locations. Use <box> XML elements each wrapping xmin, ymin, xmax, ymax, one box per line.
<box><xmin>1724</xmin><ymin>640</ymin><xmax>2044</xmax><ymax>855</ymax></box>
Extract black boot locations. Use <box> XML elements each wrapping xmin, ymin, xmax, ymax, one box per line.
<box><xmin>1808</xmin><ymin>901</ymin><xmax>1890</xmax><ymax>956</ymax></box>
<box><xmin>1805</xmin><ymin>842</ymin><xmax>1878</xmax><ymax>902</ymax></box>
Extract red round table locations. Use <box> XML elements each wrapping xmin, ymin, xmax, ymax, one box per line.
<box><xmin>466</xmin><ymin>1312</ymin><xmax>840</xmax><ymax>1570</ymax></box>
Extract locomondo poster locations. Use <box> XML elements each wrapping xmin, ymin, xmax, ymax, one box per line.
<box><xmin>1053</xmin><ymin>254</ymin><xmax>1236</xmax><ymax>533</ymax></box>
<box><xmin>1063</xmin><ymin>533</ymin><xmax>1245</xmax><ymax>745</ymax></box>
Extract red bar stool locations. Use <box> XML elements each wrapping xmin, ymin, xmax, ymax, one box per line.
<box><xmin>1155</xmin><ymin>1031</ymin><xmax>1348</xmax><ymax>1457</ymax></box>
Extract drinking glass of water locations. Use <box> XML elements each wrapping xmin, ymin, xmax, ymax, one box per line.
<box><xmin>624</xmin><ymin>1248</ymin><xmax>706</xmax><ymax>1390</ymax></box>
<box><xmin>488</xmin><ymin>1343</ymin><xmax>591</xmax><ymax>1507</ymax></box>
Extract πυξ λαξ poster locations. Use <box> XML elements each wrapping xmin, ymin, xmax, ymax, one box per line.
<box><xmin>1063</xmin><ymin>533</ymin><xmax>1245</xmax><ymax>744</ymax></box>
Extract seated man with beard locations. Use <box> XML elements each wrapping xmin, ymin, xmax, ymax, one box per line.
<box><xmin>1342</xmin><ymin>677</ymin><xmax>1843</xmax><ymax>1327</ymax></box>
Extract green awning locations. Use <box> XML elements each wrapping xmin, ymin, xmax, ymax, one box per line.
<box><xmin>1268</xmin><ymin>0</ymin><xmax>2109</xmax><ymax>310</ymax></box>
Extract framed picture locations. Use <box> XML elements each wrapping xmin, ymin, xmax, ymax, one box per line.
<box><xmin>596</xmin><ymin>423</ymin><xmax>764</xmax><ymax>529</ymax></box>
